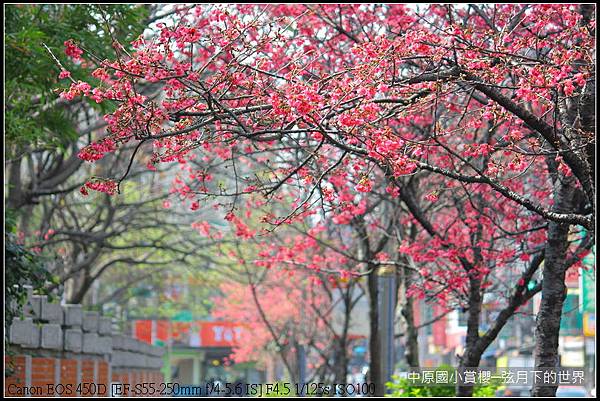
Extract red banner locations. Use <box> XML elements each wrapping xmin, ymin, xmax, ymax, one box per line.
<box><xmin>134</xmin><ymin>320</ymin><xmax>152</xmax><ymax>343</ymax></box>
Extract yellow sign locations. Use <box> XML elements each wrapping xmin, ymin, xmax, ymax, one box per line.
<box><xmin>584</xmin><ymin>313</ymin><xmax>596</xmax><ymax>337</ymax></box>
<box><xmin>496</xmin><ymin>355</ymin><xmax>508</xmax><ymax>368</ymax></box>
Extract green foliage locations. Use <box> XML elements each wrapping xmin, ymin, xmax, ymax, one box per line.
<box><xmin>385</xmin><ymin>365</ymin><xmax>502</xmax><ymax>397</ymax></box>
<box><xmin>5</xmin><ymin>210</ymin><xmax>58</xmax><ymax>375</ymax></box>
<box><xmin>473</xmin><ymin>383</ymin><xmax>500</xmax><ymax>397</ymax></box>
<box><xmin>4</xmin><ymin>4</ymin><xmax>150</xmax><ymax>155</ymax></box>
<box><xmin>4</xmin><ymin>209</ymin><xmax>56</xmax><ymax>328</ymax></box>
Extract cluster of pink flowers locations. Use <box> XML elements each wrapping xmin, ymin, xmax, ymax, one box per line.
<box><xmin>391</xmin><ymin>156</ymin><xmax>418</xmax><ymax>177</ymax></box>
<box><xmin>89</xmin><ymin>88</ymin><xmax>104</xmax><ymax>103</ymax></box>
<box><xmin>64</xmin><ymin>39</ymin><xmax>83</xmax><ymax>61</ymax></box>
<box><xmin>355</xmin><ymin>176</ymin><xmax>372</xmax><ymax>193</ymax></box>
<box><xmin>385</xmin><ymin>184</ymin><xmax>400</xmax><ymax>198</ymax></box>
<box><xmin>58</xmin><ymin>69</ymin><xmax>71</xmax><ymax>79</ymax></box>
<box><xmin>331</xmin><ymin>199</ymin><xmax>367</xmax><ymax>225</ymax></box>
<box><xmin>223</xmin><ymin>212</ymin><xmax>256</xmax><ymax>239</ymax></box>
<box><xmin>80</xmin><ymin>179</ymin><xmax>118</xmax><ymax>196</ymax></box>
<box><xmin>77</xmin><ymin>138</ymin><xmax>117</xmax><ymax>162</ymax></box>
<box><xmin>91</xmin><ymin>67</ymin><xmax>111</xmax><ymax>82</ymax></box>
<box><xmin>463</xmin><ymin>143</ymin><xmax>495</xmax><ymax>157</ymax></box>
<box><xmin>59</xmin><ymin>80</ymin><xmax>91</xmax><ymax>101</ymax></box>
<box><xmin>425</xmin><ymin>192</ymin><xmax>439</xmax><ymax>202</ymax></box>
<box><xmin>191</xmin><ymin>221</ymin><xmax>211</xmax><ymax>236</ymax></box>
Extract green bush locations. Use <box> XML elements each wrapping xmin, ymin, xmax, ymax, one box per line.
<box><xmin>385</xmin><ymin>365</ymin><xmax>501</xmax><ymax>397</ymax></box>
<box><xmin>5</xmin><ymin>210</ymin><xmax>55</xmax><ymax>328</ymax></box>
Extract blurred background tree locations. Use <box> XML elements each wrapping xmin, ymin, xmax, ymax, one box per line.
<box><xmin>4</xmin><ymin>5</ymin><xmax>218</xmax><ymax>317</ymax></box>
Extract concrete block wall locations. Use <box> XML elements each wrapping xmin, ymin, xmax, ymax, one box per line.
<box><xmin>5</xmin><ymin>288</ymin><xmax>165</xmax><ymax>397</ymax></box>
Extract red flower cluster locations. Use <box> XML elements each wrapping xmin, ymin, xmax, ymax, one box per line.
<box><xmin>77</xmin><ymin>138</ymin><xmax>117</xmax><ymax>162</ymax></box>
<box><xmin>80</xmin><ymin>179</ymin><xmax>118</xmax><ymax>196</ymax></box>
<box><xmin>64</xmin><ymin>39</ymin><xmax>83</xmax><ymax>61</ymax></box>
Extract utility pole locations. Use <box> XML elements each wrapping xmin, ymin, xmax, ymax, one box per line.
<box><xmin>378</xmin><ymin>265</ymin><xmax>396</xmax><ymax>394</ymax></box>
<box><xmin>297</xmin><ymin>287</ymin><xmax>307</xmax><ymax>396</ymax></box>
<box><xmin>297</xmin><ymin>342</ymin><xmax>306</xmax><ymax>396</ymax></box>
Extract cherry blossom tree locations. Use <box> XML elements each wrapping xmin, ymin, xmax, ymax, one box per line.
<box><xmin>213</xmin><ymin>265</ymin><xmax>363</xmax><ymax>385</ymax></box>
<box><xmin>58</xmin><ymin>4</ymin><xmax>594</xmax><ymax>397</ymax></box>
<box><xmin>208</xmin><ymin>213</ymin><xmax>367</xmax><ymax>385</ymax></box>
<box><xmin>396</xmin><ymin>171</ymin><xmax>592</xmax><ymax>396</ymax></box>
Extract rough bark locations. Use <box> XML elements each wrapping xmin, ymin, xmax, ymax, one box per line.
<box><xmin>401</xmin><ymin>297</ymin><xmax>419</xmax><ymax>368</ymax></box>
<box><xmin>456</xmin><ymin>274</ymin><xmax>484</xmax><ymax>397</ymax></box>
<box><xmin>531</xmin><ymin>180</ymin><xmax>577</xmax><ymax>396</ymax></box>
<box><xmin>532</xmin><ymin>7</ymin><xmax>595</xmax><ymax>393</ymax></box>
<box><xmin>333</xmin><ymin>289</ymin><xmax>351</xmax><ymax>385</ymax></box>
<box><xmin>333</xmin><ymin>345</ymin><xmax>349</xmax><ymax>386</ymax></box>
<box><xmin>457</xmin><ymin>350</ymin><xmax>485</xmax><ymax>397</ymax></box>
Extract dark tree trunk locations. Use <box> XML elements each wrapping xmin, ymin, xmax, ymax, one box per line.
<box><xmin>399</xmin><ymin>263</ymin><xmax>419</xmax><ymax>368</ymax></box>
<box><xmin>532</xmin><ymin>5</ymin><xmax>593</xmax><ymax>388</ymax></box>
<box><xmin>457</xmin><ymin>350</ymin><xmax>484</xmax><ymax>397</ymax></box>
<box><xmin>333</xmin><ymin>290</ymin><xmax>351</xmax><ymax>385</ymax></box>
<box><xmin>456</xmin><ymin>275</ymin><xmax>484</xmax><ymax>397</ymax></box>
<box><xmin>69</xmin><ymin>271</ymin><xmax>92</xmax><ymax>304</ymax></box>
<box><xmin>6</xmin><ymin>156</ymin><xmax>24</xmax><ymax>210</ymax></box>
<box><xmin>333</xmin><ymin>341</ymin><xmax>348</xmax><ymax>385</ymax></box>
<box><xmin>401</xmin><ymin>298</ymin><xmax>419</xmax><ymax>368</ymax></box>
<box><xmin>532</xmin><ymin>181</ymin><xmax>576</xmax><ymax>396</ymax></box>
<box><xmin>368</xmin><ymin>268</ymin><xmax>383</xmax><ymax>396</ymax></box>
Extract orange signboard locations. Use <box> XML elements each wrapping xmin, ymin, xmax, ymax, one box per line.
<box><xmin>198</xmin><ymin>321</ymin><xmax>245</xmax><ymax>347</ymax></box>
<box><xmin>133</xmin><ymin>320</ymin><xmax>246</xmax><ymax>347</ymax></box>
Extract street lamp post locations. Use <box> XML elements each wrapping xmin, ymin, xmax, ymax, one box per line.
<box><xmin>297</xmin><ymin>342</ymin><xmax>306</xmax><ymax>396</ymax></box>
<box><xmin>378</xmin><ymin>265</ymin><xmax>397</xmax><ymax>394</ymax></box>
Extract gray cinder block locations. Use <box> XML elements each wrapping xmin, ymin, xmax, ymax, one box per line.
<box><xmin>154</xmin><ymin>346</ymin><xmax>166</xmax><ymax>357</ymax></box>
<box><xmin>139</xmin><ymin>342</ymin><xmax>149</xmax><ymax>355</ymax></box>
<box><xmin>97</xmin><ymin>336</ymin><xmax>113</xmax><ymax>354</ymax></box>
<box><xmin>151</xmin><ymin>356</ymin><xmax>164</xmax><ymax>369</ymax></box>
<box><xmin>64</xmin><ymin>329</ymin><xmax>83</xmax><ymax>353</ymax></box>
<box><xmin>130</xmin><ymin>339</ymin><xmax>140</xmax><ymax>353</ymax></box>
<box><xmin>10</xmin><ymin>318</ymin><xmax>41</xmax><ymax>348</ymax></box>
<box><xmin>82</xmin><ymin>311</ymin><xmax>99</xmax><ymax>332</ymax></box>
<box><xmin>119</xmin><ymin>351</ymin><xmax>142</xmax><ymax>368</ymax></box>
<box><xmin>41</xmin><ymin>301</ymin><xmax>64</xmax><ymax>324</ymax></box>
<box><xmin>111</xmin><ymin>334</ymin><xmax>126</xmax><ymax>350</ymax></box>
<box><xmin>41</xmin><ymin>324</ymin><xmax>63</xmax><ymax>349</ymax></box>
<box><xmin>133</xmin><ymin>352</ymin><xmax>144</xmax><ymax>367</ymax></box>
<box><xmin>83</xmin><ymin>332</ymin><xmax>100</xmax><ymax>354</ymax></box>
<box><xmin>63</xmin><ymin>305</ymin><xmax>83</xmax><ymax>327</ymax></box>
<box><xmin>22</xmin><ymin>285</ymin><xmax>34</xmax><ymax>298</ymax></box>
<box><xmin>145</xmin><ymin>344</ymin><xmax>154</xmax><ymax>355</ymax></box>
<box><xmin>98</xmin><ymin>317</ymin><xmax>112</xmax><ymax>335</ymax></box>
<box><xmin>145</xmin><ymin>356</ymin><xmax>158</xmax><ymax>369</ymax></box>
<box><xmin>115</xmin><ymin>351</ymin><xmax>132</xmax><ymax>368</ymax></box>
<box><xmin>125</xmin><ymin>337</ymin><xmax>138</xmax><ymax>352</ymax></box>
<box><xmin>111</xmin><ymin>351</ymin><xmax>122</xmax><ymax>367</ymax></box>
<box><xmin>23</xmin><ymin>295</ymin><xmax>45</xmax><ymax>319</ymax></box>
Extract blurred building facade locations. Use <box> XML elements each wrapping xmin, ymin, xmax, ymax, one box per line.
<box><xmin>131</xmin><ymin>319</ymin><xmax>265</xmax><ymax>389</ymax></box>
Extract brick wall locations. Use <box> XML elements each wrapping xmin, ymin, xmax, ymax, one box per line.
<box><xmin>5</xmin><ymin>288</ymin><xmax>165</xmax><ymax>397</ymax></box>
